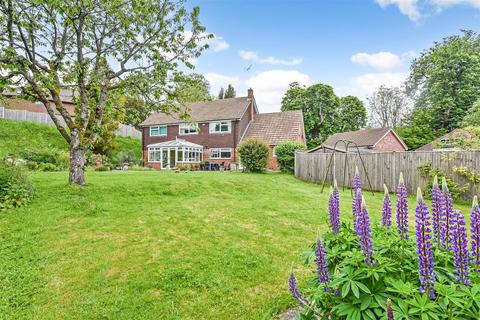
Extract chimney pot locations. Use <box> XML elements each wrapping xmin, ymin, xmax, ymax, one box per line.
<box><xmin>247</xmin><ymin>88</ymin><xmax>253</xmax><ymax>98</ymax></box>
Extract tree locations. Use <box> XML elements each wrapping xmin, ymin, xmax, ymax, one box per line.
<box><xmin>338</xmin><ymin>96</ymin><xmax>367</xmax><ymax>132</ymax></box>
<box><xmin>0</xmin><ymin>0</ymin><xmax>209</xmax><ymax>185</ymax></box>
<box><xmin>281</xmin><ymin>82</ymin><xmax>307</xmax><ymax>111</ymax></box>
<box><xmin>407</xmin><ymin>30</ymin><xmax>480</xmax><ymax>132</ymax></box>
<box><xmin>224</xmin><ymin>84</ymin><xmax>236</xmax><ymax>98</ymax></box>
<box><xmin>368</xmin><ymin>86</ymin><xmax>408</xmax><ymax>128</ymax></box>
<box><xmin>218</xmin><ymin>87</ymin><xmax>225</xmax><ymax>99</ymax></box>
<box><xmin>397</xmin><ymin>107</ymin><xmax>439</xmax><ymax>150</ymax></box>
<box><xmin>461</xmin><ymin>100</ymin><xmax>480</xmax><ymax>127</ymax></box>
<box><xmin>173</xmin><ymin>73</ymin><xmax>212</xmax><ymax>104</ymax></box>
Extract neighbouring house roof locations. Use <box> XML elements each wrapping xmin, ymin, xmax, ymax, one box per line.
<box><xmin>241</xmin><ymin>110</ymin><xmax>305</xmax><ymax>146</ymax></box>
<box><xmin>2</xmin><ymin>98</ymin><xmax>76</xmax><ymax>116</ymax></box>
<box><xmin>3</xmin><ymin>88</ymin><xmax>75</xmax><ymax>104</ymax></box>
<box><xmin>140</xmin><ymin>97</ymin><xmax>254</xmax><ymax>126</ymax></box>
<box><xmin>311</xmin><ymin>127</ymin><xmax>407</xmax><ymax>152</ymax></box>
<box><xmin>416</xmin><ymin>128</ymin><xmax>480</xmax><ymax>151</ymax></box>
<box><xmin>147</xmin><ymin>138</ymin><xmax>203</xmax><ymax>149</ymax></box>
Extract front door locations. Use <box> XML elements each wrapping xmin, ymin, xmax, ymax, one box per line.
<box><xmin>169</xmin><ymin>148</ymin><xmax>176</xmax><ymax>168</ymax></box>
<box><xmin>161</xmin><ymin>148</ymin><xmax>168</xmax><ymax>169</ymax></box>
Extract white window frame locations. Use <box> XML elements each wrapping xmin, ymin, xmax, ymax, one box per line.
<box><xmin>150</xmin><ymin>126</ymin><xmax>167</xmax><ymax>137</ymax></box>
<box><xmin>209</xmin><ymin>121</ymin><xmax>231</xmax><ymax>134</ymax></box>
<box><xmin>148</xmin><ymin>147</ymin><xmax>162</xmax><ymax>162</ymax></box>
<box><xmin>210</xmin><ymin>148</ymin><xmax>232</xmax><ymax>159</ymax></box>
<box><xmin>179</xmin><ymin>123</ymin><xmax>199</xmax><ymax>135</ymax></box>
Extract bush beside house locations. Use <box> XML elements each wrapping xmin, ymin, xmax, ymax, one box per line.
<box><xmin>275</xmin><ymin>141</ymin><xmax>307</xmax><ymax>173</ymax></box>
<box><xmin>238</xmin><ymin>138</ymin><xmax>269</xmax><ymax>173</ymax></box>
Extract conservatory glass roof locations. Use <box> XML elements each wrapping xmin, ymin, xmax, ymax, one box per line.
<box><xmin>147</xmin><ymin>138</ymin><xmax>203</xmax><ymax>149</ymax></box>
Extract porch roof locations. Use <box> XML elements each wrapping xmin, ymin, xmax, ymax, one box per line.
<box><xmin>147</xmin><ymin>138</ymin><xmax>203</xmax><ymax>149</ymax></box>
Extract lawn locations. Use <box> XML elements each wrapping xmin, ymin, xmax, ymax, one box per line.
<box><xmin>0</xmin><ymin>171</ymin><xmax>472</xmax><ymax>319</ymax></box>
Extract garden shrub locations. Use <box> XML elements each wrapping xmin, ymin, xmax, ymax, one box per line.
<box><xmin>237</xmin><ymin>138</ymin><xmax>269</xmax><ymax>173</ymax></box>
<box><xmin>94</xmin><ymin>165</ymin><xmax>110</xmax><ymax>172</ymax></box>
<box><xmin>274</xmin><ymin>141</ymin><xmax>307</xmax><ymax>173</ymax></box>
<box><xmin>418</xmin><ymin>162</ymin><xmax>466</xmax><ymax>199</ymax></box>
<box><xmin>19</xmin><ymin>148</ymin><xmax>69</xmax><ymax>171</ymax></box>
<box><xmin>0</xmin><ymin>164</ymin><xmax>35</xmax><ymax>210</ymax></box>
<box><xmin>289</xmin><ymin>171</ymin><xmax>480</xmax><ymax>319</ymax></box>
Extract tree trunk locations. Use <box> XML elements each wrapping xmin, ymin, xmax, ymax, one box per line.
<box><xmin>69</xmin><ymin>130</ymin><xmax>86</xmax><ymax>185</ymax></box>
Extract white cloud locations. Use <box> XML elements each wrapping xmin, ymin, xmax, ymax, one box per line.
<box><xmin>239</xmin><ymin>50</ymin><xmax>302</xmax><ymax>66</ymax></box>
<box><xmin>351</xmin><ymin>52</ymin><xmax>403</xmax><ymax>70</ymax></box>
<box><xmin>204</xmin><ymin>73</ymin><xmax>242</xmax><ymax>94</ymax></box>
<box><xmin>246</xmin><ymin>70</ymin><xmax>311</xmax><ymax>112</ymax></box>
<box><xmin>208</xmin><ymin>34</ymin><xmax>230</xmax><ymax>52</ymax></box>
<box><xmin>430</xmin><ymin>0</ymin><xmax>480</xmax><ymax>8</ymax></box>
<box><xmin>349</xmin><ymin>72</ymin><xmax>407</xmax><ymax>97</ymax></box>
<box><xmin>375</xmin><ymin>0</ymin><xmax>421</xmax><ymax>21</ymax></box>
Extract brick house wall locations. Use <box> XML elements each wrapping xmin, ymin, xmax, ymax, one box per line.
<box><xmin>372</xmin><ymin>131</ymin><xmax>406</xmax><ymax>152</ymax></box>
<box><xmin>142</xmin><ymin>97</ymin><xmax>256</xmax><ymax>168</ymax></box>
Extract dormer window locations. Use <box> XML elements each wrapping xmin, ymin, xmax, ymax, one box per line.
<box><xmin>209</xmin><ymin>121</ymin><xmax>231</xmax><ymax>133</ymax></box>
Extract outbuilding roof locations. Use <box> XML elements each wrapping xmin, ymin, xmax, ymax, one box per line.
<box><xmin>318</xmin><ymin>127</ymin><xmax>407</xmax><ymax>151</ymax></box>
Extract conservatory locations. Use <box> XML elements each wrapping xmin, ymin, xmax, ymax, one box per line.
<box><xmin>147</xmin><ymin>138</ymin><xmax>203</xmax><ymax>169</ymax></box>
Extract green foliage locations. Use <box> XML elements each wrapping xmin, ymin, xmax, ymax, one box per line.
<box><xmin>238</xmin><ymin>138</ymin><xmax>269</xmax><ymax>173</ymax></box>
<box><xmin>0</xmin><ymin>119</ymin><xmax>141</xmax><ymax>170</ymax></box>
<box><xmin>281</xmin><ymin>82</ymin><xmax>366</xmax><ymax>149</ymax></box>
<box><xmin>94</xmin><ymin>165</ymin><xmax>110</xmax><ymax>172</ymax></box>
<box><xmin>417</xmin><ymin>163</ymin><xmax>466</xmax><ymax>199</ymax></box>
<box><xmin>297</xmin><ymin>225</ymin><xmax>480</xmax><ymax>320</ymax></box>
<box><xmin>462</xmin><ymin>100</ymin><xmax>480</xmax><ymax>128</ymax></box>
<box><xmin>397</xmin><ymin>107</ymin><xmax>441</xmax><ymax>150</ymax></box>
<box><xmin>274</xmin><ymin>141</ymin><xmax>307</xmax><ymax>173</ymax></box>
<box><xmin>173</xmin><ymin>73</ymin><xmax>213</xmax><ymax>104</ymax></box>
<box><xmin>0</xmin><ymin>164</ymin><xmax>34</xmax><ymax>210</ymax></box>
<box><xmin>407</xmin><ymin>30</ymin><xmax>480</xmax><ymax>133</ymax></box>
<box><xmin>18</xmin><ymin>148</ymin><xmax>69</xmax><ymax>171</ymax></box>
<box><xmin>338</xmin><ymin>96</ymin><xmax>367</xmax><ymax>132</ymax></box>
<box><xmin>217</xmin><ymin>84</ymin><xmax>236</xmax><ymax>99</ymax></box>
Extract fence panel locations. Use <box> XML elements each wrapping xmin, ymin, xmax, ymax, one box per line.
<box><xmin>0</xmin><ymin>107</ymin><xmax>141</xmax><ymax>139</ymax></box>
<box><xmin>295</xmin><ymin>150</ymin><xmax>480</xmax><ymax>197</ymax></box>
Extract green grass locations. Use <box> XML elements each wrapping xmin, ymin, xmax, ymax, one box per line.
<box><xmin>0</xmin><ymin>119</ymin><xmax>141</xmax><ymax>161</ymax></box>
<box><xmin>0</xmin><ymin>171</ymin><xmax>473</xmax><ymax>319</ymax></box>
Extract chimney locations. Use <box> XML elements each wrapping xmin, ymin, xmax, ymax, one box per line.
<box><xmin>247</xmin><ymin>88</ymin><xmax>254</xmax><ymax>120</ymax></box>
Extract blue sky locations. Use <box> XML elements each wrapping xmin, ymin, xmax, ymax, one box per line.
<box><xmin>187</xmin><ymin>0</ymin><xmax>480</xmax><ymax>112</ymax></box>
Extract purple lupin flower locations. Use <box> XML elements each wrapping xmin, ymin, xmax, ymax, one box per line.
<box><xmin>354</xmin><ymin>191</ymin><xmax>374</xmax><ymax>265</ymax></box>
<box><xmin>352</xmin><ymin>167</ymin><xmax>362</xmax><ymax>228</ymax></box>
<box><xmin>452</xmin><ymin>210</ymin><xmax>470</xmax><ymax>286</ymax></box>
<box><xmin>431</xmin><ymin>176</ymin><xmax>442</xmax><ymax>243</ymax></box>
<box><xmin>289</xmin><ymin>272</ymin><xmax>309</xmax><ymax>305</ymax></box>
<box><xmin>415</xmin><ymin>188</ymin><xmax>436</xmax><ymax>299</ymax></box>
<box><xmin>315</xmin><ymin>237</ymin><xmax>331</xmax><ymax>289</ymax></box>
<box><xmin>471</xmin><ymin>196</ymin><xmax>480</xmax><ymax>273</ymax></box>
<box><xmin>440</xmin><ymin>178</ymin><xmax>455</xmax><ymax>249</ymax></box>
<box><xmin>396</xmin><ymin>173</ymin><xmax>409</xmax><ymax>240</ymax></box>
<box><xmin>386</xmin><ymin>299</ymin><xmax>394</xmax><ymax>320</ymax></box>
<box><xmin>329</xmin><ymin>179</ymin><xmax>341</xmax><ymax>233</ymax></box>
<box><xmin>382</xmin><ymin>184</ymin><xmax>392</xmax><ymax>227</ymax></box>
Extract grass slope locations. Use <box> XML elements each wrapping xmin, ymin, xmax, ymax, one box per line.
<box><xmin>0</xmin><ymin>171</ymin><xmax>472</xmax><ymax>319</ymax></box>
<box><xmin>0</xmin><ymin>119</ymin><xmax>141</xmax><ymax>160</ymax></box>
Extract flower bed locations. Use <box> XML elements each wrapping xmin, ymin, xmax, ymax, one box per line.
<box><xmin>289</xmin><ymin>170</ymin><xmax>480</xmax><ymax>319</ymax></box>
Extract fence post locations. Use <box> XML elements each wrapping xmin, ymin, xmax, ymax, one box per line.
<box><xmin>0</xmin><ymin>106</ymin><xmax>4</xmax><ymax>119</ymax></box>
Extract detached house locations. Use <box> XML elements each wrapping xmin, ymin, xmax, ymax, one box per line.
<box><xmin>140</xmin><ymin>89</ymin><xmax>306</xmax><ymax>170</ymax></box>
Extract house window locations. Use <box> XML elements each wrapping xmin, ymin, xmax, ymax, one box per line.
<box><xmin>150</xmin><ymin>126</ymin><xmax>167</xmax><ymax>137</ymax></box>
<box><xmin>209</xmin><ymin>121</ymin><xmax>231</xmax><ymax>133</ymax></box>
<box><xmin>179</xmin><ymin>123</ymin><xmax>198</xmax><ymax>135</ymax></box>
<box><xmin>272</xmin><ymin>146</ymin><xmax>277</xmax><ymax>157</ymax></box>
<box><xmin>148</xmin><ymin>147</ymin><xmax>161</xmax><ymax>162</ymax></box>
<box><xmin>210</xmin><ymin>148</ymin><xmax>232</xmax><ymax>159</ymax></box>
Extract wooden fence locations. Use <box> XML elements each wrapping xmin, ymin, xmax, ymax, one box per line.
<box><xmin>295</xmin><ymin>150</ymin><xmax>480</xmax><ymax>197</ymax></box>
<box><xmin>0</xmin><ymin>106</ymin><xmax>141</xmax><ymax>139</ymax></box>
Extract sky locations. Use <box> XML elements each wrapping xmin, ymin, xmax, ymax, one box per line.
<box><xmin>186</xmin><ymin>0</ymin><xmax>480</xmax><ymax>113</ymax></box>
